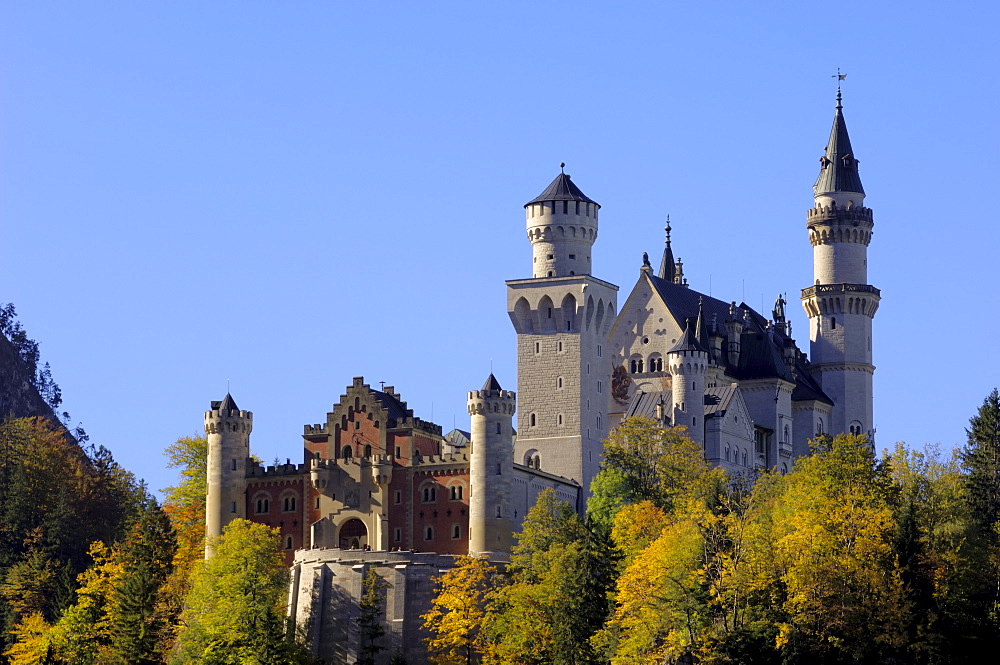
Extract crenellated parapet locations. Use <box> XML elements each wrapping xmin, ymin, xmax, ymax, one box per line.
<box><xmin>247</xmin><ymin>461</ymin><xmax>309</xmax><ymax>478</ymax></box>
<box><xmin>801</xmin><ymin>283</ymin><xmax>881</xmax><ymax>319</ymax></box>
<box><xmin>466</xmin><ymin>389</ymin><xmax>516</xmax><ymax>416</ymax></box>
<box><xmin>806</xmin><ymin>204</ymin><xmax>874</xmax><ymax>247</ymax></box>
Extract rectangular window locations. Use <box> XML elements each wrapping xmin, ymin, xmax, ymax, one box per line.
<box><xmin>395</xmin><ymin>446</ymin><xmax>401</xmax><ymax>457</ymax></box>
<box><xmin>535</xmin><ymin>342</ymin><xmax>540</xmax><ymax>354</ymax></box>
<box><xmin>395</xmin><ymin>490</ymin><xmax>402</xmax><ymax>505</ymax></box>
<box><xmin>394</xmin><ymin>527</ymin><xmax>401</xmax><ymax>543</ymax></box>
<box><xmin>231</xmin><ymin>459</ymin><xmax>237</xmax><ymax>470</ymax></box>
<box><xmin>598</xmin><ymin>344</ymin><xmax>602</xmax><ymax>357</ymax></box>
<box><xmin>558</xmin><ymin>341</ymin><xmax>563</xmax><ymax>352</ymax></box>
<box><xmin>315</xmin><ymin>497</ymin><xmax>320</xmax><ymax>509</ymax></box>
<box><xmin>598</xmin><ymin>381</ymin><xmax>602</xmax><ymax>393</ymax></box>
<box><xmin>231</xmin><ymin>502</ymin><xmax>236</xmax><ymax>513</ymax></box>
<box><xmin>569</xmin><ymin>253</ymin><xmax>576</xmax><ymax>259</ymax></box>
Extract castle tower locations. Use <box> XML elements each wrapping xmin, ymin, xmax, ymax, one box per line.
<box><xmin>467</xmin><ymin>374</ymin><xmax>516</xmax><ymax>556</ymax></box>
<box><xmin>668</xmin><ymin>318</ymin><xmax>708</xmax><ymax>445</ymax></box>
<box><xmin>204</xmin><ymin>393</ymin><xmax>252</xmax><ymax>555</ymax></box>
<box><xmin>507</xmin><ymin>168</ymin><xmax>618</xmax><ymax>506</ymax></box>
<box><xmin>801</xmin><ymin>90</ymin><xmax>880</xmax><ymax>439</ymax></box>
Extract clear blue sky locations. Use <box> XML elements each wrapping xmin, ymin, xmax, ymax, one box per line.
<box><xmin>2</xmin><ymin>2</ymin><xmax>996</xmax><ymax>496</ymax></box>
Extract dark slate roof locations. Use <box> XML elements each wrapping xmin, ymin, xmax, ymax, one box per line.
<box><xmin>214</xmin><ymin>393</ymin><xmax>239</xmax><ymax>412</ymax></box>
<box><xmin>646</xmin><ymin>274</ymin><xmax>833</xmax><ymax>403</ymax></box>
<box><xmin>667</xmin><ymin>319</ymin><xmax>709</xmax><ymax>355</ymax></box>
<box><xmin>482</xmin><ymin>373</ymin><xmax>503</xmax><ymax>392</ymax></box>
<box><xmin>370</xmin><ymin>390</ymin><xmax>411</xmax><ymax>422</ymax></box>
<box><xmin>814</xmin><ymin>92</ymin><xmax>865</xmax><ymax>195</ymax></box>
<box><xmin>525</xmin><ymin>172</ymin><xmax>599</xmax><ymax>206</ymax></box>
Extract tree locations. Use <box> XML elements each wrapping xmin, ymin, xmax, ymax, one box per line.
<box><xmin>486</xmin><ymin>489</ymin><xmax>607</xmax><ymax>665</ymax></box>
<box><xmin>174</xmin><ymin>519</ymin><xmax>311</xmax><ymax>665</ymax></box>
<box><xmin>358</xmin><ymin>567</ymin><xmax>388</xmax><ymax>665</ymax></box>
<box><xmin>422</xmin><ymin>556</ymin><xmax>500</xmax><ymax>665</ymax></box>
<box><xmin>587</xmin><ymin>417</ymin><xmax>718</xmax><ymax>531</ymax></box>
<box><xmin>964</xmin><ymin>388</ymin><xmax>1000</xmax><ymax>534</ymax></box>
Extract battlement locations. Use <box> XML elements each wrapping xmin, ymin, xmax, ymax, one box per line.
<box><xmin>247</xmin><ymin>461</ymin><xmax>309</xmax><ymax>478</ymax></box>
<box><xmin>466</xmin><ymin>389</ymin><xmax>516</xmax><ymax>416</ymax></box>
<box><xmin>205</xmin><ymin>408</ymin><xmax>252</xmax><ymax>421</ymax></box>
<box><xmin>310</xmin><ymin>454</ymin><xmax>395</xmax><ymax>470</ymax></box>
<box><xmin>806</xmin><ymin>204</ymin><xmax>873</xmax><ymax>226</ymax></box>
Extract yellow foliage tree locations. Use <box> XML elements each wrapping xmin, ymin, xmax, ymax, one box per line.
<box><xmin>422</xmin><ymin>556</ymin><xmax>500</xmax><ymax>665</ymax></box>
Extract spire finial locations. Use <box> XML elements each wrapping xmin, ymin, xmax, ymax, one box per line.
<box><xmin>665</xmin><ymin>215</ymin><xmax>672</xmax><ymax>244</ymax></box>
<box><xmin>560</xmin><ymin>162</ymin><xmax>566</xmax><ymax>174</ymax></box>
<box><xmin>832</xmin><ymin>68</ymin><xmax>846</xmax><ymax>109</ymax></box>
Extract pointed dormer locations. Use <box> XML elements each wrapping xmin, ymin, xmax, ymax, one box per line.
<box><xmin>658</xmin><ymin>217</ymin><xmax>675</xmax><ymax>282</ymax></box>
<box><xmin>814</xmin><ymin>89</ymin><xmax>865</xmax><ymax>203</ymax></box>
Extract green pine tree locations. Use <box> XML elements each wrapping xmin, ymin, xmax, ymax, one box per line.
<box><xmin>357</xmin><ymin>567</ymin><xmax>388</xmax><ymax>665</ymax></box>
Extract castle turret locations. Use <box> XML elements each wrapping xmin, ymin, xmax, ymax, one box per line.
<box><xmin>205</xmin><ymin>393</ymin><xmax>252</xmax><ymax>555</ymax></box>
<box><xmin>508</xmin><ymin>168</ymin><xmax>618</xmax><ymax>507</ymax></box>
<box><xmin>801</xmin><ymin>89</ymin><xmax>879</xmax><ymax>439</ymax></box>
<box><xmin>525</xmin><ymin>164</ymin><xmax>599</xmax><ymax>278</ymax></box>
<box><xmin>467</xmin><ymin>374</ymin><xmax>516</xmax><ymax>556</ymax></box>
<box><xmin>668</xmin><ymin>319</ymin><xmax>708</xmax><ymax>445</ymax></box>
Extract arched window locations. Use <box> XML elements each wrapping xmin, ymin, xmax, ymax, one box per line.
<box><xmin>255</xmin><ymin>497</ymin><xmax>270</xmax><ymax>514</ymax></box>
<box><xmin>342</xmin><ymin>445</ymin><xmax>353</xmax><ymax>459</ymax></box>
<box><xmin>425</xmin><ymin>526</ymin><xmax>434</xmax><ymax>541</ymax></box>
<box><xmin>450</xmin><ymin>485</ymin><xmax>464</xmax><ymax>500</ymax></box>
<box><xmin>530</xmin><ymin>413</ymin><xmax>536</xmax><ymax>427</ymax></box>
<box><xmin>816</xmin><ymin>418</ymin><xmax>824</xmax><ymax>436</ymax></box>
<box><xmin>783</xmin><ymin>425</ymin><xmax>790</xmax><ymax>443</ymax></box>
<box><xmin>285</xmin><ymin>536</ymin><xmax>293</xmax><ymax>550</ymax></box>
<box><xmin>452</xmin><ymin>525</ymin><xmax>461</xmax><ymax>539</ymax></box>
<box><xmin>557</xmin><ymin>377</ymin><xmax>563</xmax><ymax>389</ymax></box>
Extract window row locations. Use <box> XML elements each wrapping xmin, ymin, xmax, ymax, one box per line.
<box><xmin>253</xmin><ymin>494</ymin><xmax>298</xmax><ymax>515</ymax></box>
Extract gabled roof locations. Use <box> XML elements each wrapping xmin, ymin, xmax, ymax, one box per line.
<box><xmin>525</xmin><ymin>172</ymin><xmax>599</xmax><ymax>206</ymax></box>
<box><xmin>625</xmin><ymin>390</ymin><xmax>672</xmax><ymax>419</ymax></box>
<box><xmin>814</xmin><ymin>90</ymin><xmax>865</xmax><ymax>196</ymax></box>
<box><xmin>704</xmin><ymin>385</ymin><xmax>739</xmax><ymax>417</ymax></box>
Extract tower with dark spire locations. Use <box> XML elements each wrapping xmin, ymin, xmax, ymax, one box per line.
<box><xmin>801</xmin><ymin>89</ymin><xmax>879</xmax><ymax>440</ymax></box>
<box><xmin>204</xmin><ymin>393</ymin><xmax>253</xmax><ymax>555</ymax></box>
<box><xmin>507</xmin><ymin>167</ymin><xmax>619</xmax><ymax>507</ymax></box>
<box><xmin>467</xmin><ymin>374</ymin><xmax>515</xmax><ymax>555</ymax></box>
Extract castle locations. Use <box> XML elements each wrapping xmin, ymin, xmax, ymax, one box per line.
<box><xmin>203</xmin><ymin>90</ymin><xmax>878</xmax><ymax>663</ymax></box>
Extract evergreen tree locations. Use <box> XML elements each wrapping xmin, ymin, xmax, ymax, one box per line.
<box><xmin>963</xmin><ymin>389</ymin><xmax>1000</xmax><ymax>536</ymax></box>
<box><xmin>358</xmin><ymin>567</ymin><xmax>388</xmax><ymax>665</ymax></box>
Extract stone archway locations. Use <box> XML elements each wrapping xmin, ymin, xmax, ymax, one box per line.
<box><xmin>338</xmin><ymin>518</ymin><xmax>368</xmax><ymax>550</ymax></box>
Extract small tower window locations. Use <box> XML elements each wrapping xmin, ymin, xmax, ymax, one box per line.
<box><xmin>285</xmin><ymin>536</ymin><xmax>293</xmax><ymax>550</ymax></box>
<box><xmin>496</xmin><ymin>423</ymin><xmax>501</xmax><ymax>434</ymax></box>
<box><xmin>831</xmin><ymin>317</ymin><xmax>837</xmax><ymax>329</ymax></box>
<box><xmin>496</xmin><ymin>506</ymin><xmax>502</xmax><ymax>518</ymax></box>
<box><xmin>557</xmin><ymin>414</ymin><xmax>563</xmax><ymax>425</ymax></box>
<box><xmin>562</xmin><ymin>201</ymin><xmax>568</xmax><ymax>214</ymax></box>
<box><xmin>231</xmin><ymin>502</ymin><xmax>236</xmax><ymax>513</ymax></box>
<box><xmin>557</xmin><ymin>377</ymin><xmax>563</xmax><ymax>389</ymax></box>
<box><xmin>452</xmin><ymin>525</ymin><xmax>461</xmax><ymax>539</ymax></box>
<box><xmin>231</xmin><ymin>459</ymin><xmax>237</xmax><ymax>470</ymax></box>
<box><xmin>569</xmin><ymin>253</ymin><xmax>576</xmax><ymax>259</ymax></box>
<box><xmin>530</xmin><ymin>413</ymin><xmax>536</xmax><ymax>426</ymax></box>
<box><xmin>425</xmin><ymin>527</ymin><xmax>434</xmax><ymax>541</ymax></box>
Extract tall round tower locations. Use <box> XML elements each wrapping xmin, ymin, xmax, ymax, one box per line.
<box><xmin>800</xmin><ymin>90</ymin><xmax>880</xmax><ymax>439</ymax></box>
<box><xmin>204</xmin><ymin>393</ymin><xmax>252</xmax><ymax>555</ymax></box>
<box><xmin>668</xmin><ymin>318</ymin><xmax>708</xmax><ymax>445</ymax></box>
<box><xmin>524</xmin><ymin>164</ymin><xmax>600</xmax><ymax>278</ymax></box>
<box><xmin>467</xmin><ymin>374</ymin><xmax>515</xmax><ymax>556</ymax></box>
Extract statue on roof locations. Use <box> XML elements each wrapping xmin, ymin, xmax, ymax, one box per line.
<box><xmin>773</xmin><ymin>293</ymin><xmax>786</xmax><ymax>323</ymax></box>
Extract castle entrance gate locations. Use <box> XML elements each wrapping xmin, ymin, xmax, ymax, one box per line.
<box><xmin>338</xmin><ymin>518</ymin><xmax>368</xmax><ymax>550</ymax></box>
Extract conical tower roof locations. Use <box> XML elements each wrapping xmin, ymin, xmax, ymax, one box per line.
<box><xmin>814</xmin><ymin>90</ymin><xmax>865</xmax><ymax>196</ymax></box>
<box><xmin>668</xmin><ymin>319</ymin><xmax>709</xmax><ymax>355</ymax></box>
<box><xmin>525</xmin><ymin>168</ymin><xmax>599</xmax><ymax>206</ymax></box>
<box><xmin>219</xmin><ymin>393</ymin><xmax>239</xmax><ymax>412</ymax></box>
<box><xmin>481</xmin><ymin>374</ymin><xmax>503</xmax><ymax>392</ymax></box>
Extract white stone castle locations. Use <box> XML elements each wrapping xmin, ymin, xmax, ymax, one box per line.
<box><xmin>204</xmin><ymin>90</ymin><xmax>878</xmax><ymax>664</ymax></box>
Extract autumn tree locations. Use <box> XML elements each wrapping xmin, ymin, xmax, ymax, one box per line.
<box><xmin>422</xmin><ymin>556</ymin><xmax>500</xmax><ymax>665</ymax></box>
<box><xmin>587</xmin><ymin>417</ymin><xmax>717</xmax><ymax>532</ymax></box>
<box><xmin>173</xmin><ymin>519</ymin><xmax>311</xmax><ymax>664</ymax></box>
